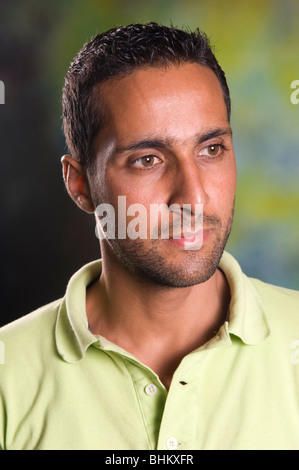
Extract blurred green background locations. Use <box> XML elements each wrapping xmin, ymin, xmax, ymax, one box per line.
<box><xmin>0</xmin><ymin>0</ymin><xmax>298</xmax><ymax>325</ymax></box>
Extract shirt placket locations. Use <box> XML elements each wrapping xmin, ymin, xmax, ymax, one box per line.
<box><xmin>156</xmin><ymin>358</ymin><xmax>203</xmax><ymax>450</ymax></box>
<box><xmin>156</xmin><ymin>329</ymin><xmax>232</xmax><ymax>450</ymax></box>
<box><xmin>124</xmin><ymin>358</ymin><xmax>168</xmax><ymax>449</ymax></box>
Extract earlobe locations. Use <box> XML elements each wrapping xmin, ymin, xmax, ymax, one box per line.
<box><xmin>61</xmin><ymin>155</ymin><xmax>95</xmax><ymax>213</ymax></box>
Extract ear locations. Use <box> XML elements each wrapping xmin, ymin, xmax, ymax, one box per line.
<box><xmin>61</xmin><ymin>155</ymin><xmax>95</xmax><ymax>213</ymax></box>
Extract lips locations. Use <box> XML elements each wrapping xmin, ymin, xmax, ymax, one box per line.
<box><xmin>167</xmin><ymin>227</ymin><xmax>212</xmax><ymax>240</ymax></box>
<box><xmin>164</xmin><ymin>229</ymin><xmax>211</xmax><ymax>250</ymax></box>
<box><xmin>174</xmin><ymin>230</ymin><xmax>202</xmax><ymax>239</ymax></box>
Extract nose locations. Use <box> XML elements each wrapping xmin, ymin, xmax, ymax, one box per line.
<box><xmin>168</xmin><ymin>158</ymin><xmax>209</xmax><ymax>213</ymax></box>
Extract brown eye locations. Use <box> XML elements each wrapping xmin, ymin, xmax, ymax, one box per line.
<box><xmin>199</xmin><ymin>144</ymin><xmax>224</xmax><ymax>158</ymax></box>
<box><xmin>207</xmin><ymin>144</ymin><xmax>221</xmax><ymax>156</ymax></box>
<box><xmin>142</xmin><ymin>156</ymin><xmax>155</xmax><ymax>167</ymax></box>
<box><xmin>133</xmin><ymin>155</ymin><xmax>160</xmax><ymax>168</ymax></box>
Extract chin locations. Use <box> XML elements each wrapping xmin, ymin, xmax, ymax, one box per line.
<box><xmin>106</xmin><ymin>236</ymin><xmax>227</xmax><ymax>288</ymax></box>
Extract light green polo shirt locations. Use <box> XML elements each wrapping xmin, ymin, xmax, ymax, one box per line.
<box><xmin>1</xmin><ymin>251</ymin><xmax>299</xmax><ymax>450</ymax></box>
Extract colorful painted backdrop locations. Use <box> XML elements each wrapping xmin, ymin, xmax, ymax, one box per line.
<box><xmin>0</xmin><ymin>0</ymin><xmax>298</xmax><ymax>325</ymax></box>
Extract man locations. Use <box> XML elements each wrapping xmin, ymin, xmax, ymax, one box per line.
<box><xmin>1</xmin><ymin>22</ymin><xmax>299</xmax><ymax>451</ymax></box>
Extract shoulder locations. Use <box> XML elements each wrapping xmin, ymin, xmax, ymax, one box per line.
<box><xmin>0</xmin><ymin>298</ymin><xmax>63</xmax><ymax>371</ymax></box>
<box><xmin>250</xmin><ymin>277</ymin><xmax>299</xmax><ymax>306</ymax></box>
<box><xmin>0</xmin><ymin>299</ymin><xmax>65</xmax><ymax>450</ymax></box>
<box><xmin>0</xmin><ymin>298</ymin><xmax>62</xmax><ymax>342</ymax></box>
<box><xmin>250</xmin><ymin>277</ymin><xmax>299</xmax><ymax>331</ymax></box>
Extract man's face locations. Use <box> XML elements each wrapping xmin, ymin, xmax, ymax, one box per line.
<box><xmin>90</xmin><ymin>63</ymin><xmax>237</xmax><ymax>287</ymax></box>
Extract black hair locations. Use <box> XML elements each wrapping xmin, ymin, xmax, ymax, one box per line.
<box><xmin>62</xmin><ymin>22</ymin><xmax>231</xmax><ymax>171</ymax></box>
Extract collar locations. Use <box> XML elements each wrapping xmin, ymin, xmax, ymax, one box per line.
<box><xmin>55</xmin><ymin>252</ymin><xmax>271</xmax><ymax>363</ymax></box>
<box><xmin>219</xmin><ymin>251</ymin><xmax>271</xmax><ymax>345</ymax></box>
<box><xmin>55</xmin><ymin>260</ymin><xmax>102</xmax><ymax>363</ymax></box>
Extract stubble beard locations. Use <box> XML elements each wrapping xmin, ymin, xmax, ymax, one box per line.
<box><xmin>103</xmin><ymin>210</ymin><xmax>234</xmax><ymax>289</ymax></box>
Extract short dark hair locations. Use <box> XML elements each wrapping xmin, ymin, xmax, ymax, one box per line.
<box><xmin>62</xmin><ymin>22</ymin><xmax>231</xmax><ymax>171</ymax></box>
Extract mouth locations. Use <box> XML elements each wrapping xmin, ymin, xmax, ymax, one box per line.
<box><xmin>164</xmin><ymin>229</ymin><xmax>212</xmax><ymax>250</ymax></box>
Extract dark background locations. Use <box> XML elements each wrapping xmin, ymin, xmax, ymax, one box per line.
<box><xmin>0</xmin><ymin>1</ymin><xmax>101</xmax><ymax>326</ymax></box>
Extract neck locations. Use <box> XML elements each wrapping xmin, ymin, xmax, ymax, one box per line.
<box><xmin>86</xmin><ymin>243</ymin><xmax>230</xmax><ymax>388</ymax></box>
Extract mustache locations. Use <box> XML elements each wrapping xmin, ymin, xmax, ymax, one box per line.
<box><xmin>156</xmin><ymin>214</ymin><xmax>221</xmax><ymax>239</ymax></box>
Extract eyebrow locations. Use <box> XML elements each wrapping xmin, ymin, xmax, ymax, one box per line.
<box><xmin>114</xmin><ymin>127</ymin><xmax>233</xmax><ymax>154</ymax></box>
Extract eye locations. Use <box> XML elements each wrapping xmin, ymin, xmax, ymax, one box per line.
<box><xmin>200</xmin><ymin>144</ymin><xmax>224</xmax><ymax>157</ymax></box>
<box><xmin>132</xmin><ymin>155</ymin><xmax>161</xmax><ymax>168</ymax></box>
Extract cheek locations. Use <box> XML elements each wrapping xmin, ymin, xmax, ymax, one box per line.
<box><xmin>103</xmin><ymin>180</ymin><xmax>157</xmax><ymax>230</ymax></box>
<box><xmin>207</xmin><ymin>167</ymin><xmax>237</xmax><ymax>212</ymax></box>
<box><xmin>222</xmin><ymin>173</ymin><xmax>237</xmax><ymax>201</ymax></box>
<box><xmin>221</xmin><ymin>157</ymin><xmax>237</xmax><ymax>195</ymax></box>
<box><xmin>106</xmin><ymin>169</ymin><xmax>164</xmax><ymax>207</ymax></box>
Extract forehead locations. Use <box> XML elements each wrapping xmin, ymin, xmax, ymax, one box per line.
<box><xmin>96</xmin><ymin>63</ymin><xmax>228</xmax><ymax>149</ymax></box>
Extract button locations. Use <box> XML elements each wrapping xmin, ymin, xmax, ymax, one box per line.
<box><xmin>145</xmin><ymin>384</ymin><xmax>158</xmax><ymax>396</ymax></box>
<box><xmin>166</xmin><ymin>437</ymin><xmax>178</xmax><ymax>450</ymax></box>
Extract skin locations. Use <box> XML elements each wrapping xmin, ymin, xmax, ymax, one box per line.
<box><xmin>62</xmin><ymin>63</ymin><xmax>237</xmax><ymax>389</ymax></box>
